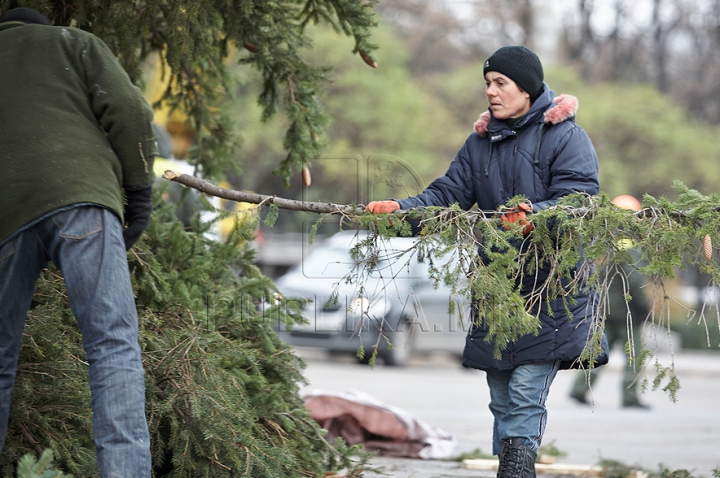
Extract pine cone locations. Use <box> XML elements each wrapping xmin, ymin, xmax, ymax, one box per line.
<box><xmin>703</xmin><ymin>234</ymin><xmax>713</xmax><ymax>260</ymax></box>
<box><xmin>359</xmin><ymin>50</ymin><xmax>378</xmax><ymax>68</ymax></box>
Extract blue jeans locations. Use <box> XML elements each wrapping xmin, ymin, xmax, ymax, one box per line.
<box><xmin>485</xmin><ymin>361</ymin><xmax>560</xmax><ymax>455</ymax></box>
<box><xmin>0</xmin><ymin>206</ymin><xmax>151</xmax><ymax>478</ymax></box>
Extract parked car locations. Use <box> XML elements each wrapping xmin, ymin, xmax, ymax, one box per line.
<box><xmin>272</xmin><ymin>230</ymin><xmax>471</xmax><ymax>366</ymax></box>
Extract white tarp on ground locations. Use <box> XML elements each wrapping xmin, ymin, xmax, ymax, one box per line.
<box><xmin>303</xmin><ymin>389</ymin><xmax>457</xmax><ymax>459</ymax></box>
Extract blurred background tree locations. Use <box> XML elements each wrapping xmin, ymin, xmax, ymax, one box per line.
<box><xmin>209</xmin><ymin>0</ymin><xmax>720</xmax><ymax>235</ymax></box>
<box><xmin>223</xmin><ymin>23</ymin><xmax>469</xmax><ymax>234</ymax></box>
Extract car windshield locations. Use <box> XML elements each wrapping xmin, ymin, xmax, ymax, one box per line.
<box><xmin>300</xmin><ymin>247</ymin><xmax>355</xmax><ymax>278</ymax></box>
<box><xmin>298</xmin><ymin>243</ymin><xmax>430</xmax><ymax>281</ymax></box>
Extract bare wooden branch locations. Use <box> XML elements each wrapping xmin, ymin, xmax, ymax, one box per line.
<box><xmin>162</xmin><ymin>171</ymin><xmax>704</xmax><ymax>225</ymax></box>
<box><xmin>19</xmin><ymin>421</ymin><xmax>43</xmax><ymax>455</ymax></box>
<box><xmin>162</xmin><ymin>170</ymin><xmax>363</xmax><ymax>215</ymax></box>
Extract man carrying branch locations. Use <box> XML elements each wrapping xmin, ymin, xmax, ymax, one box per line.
<box><xmin>366</xmin><ymin>45</ymin><xmax>609</xmax><ymax>478</ymax></box>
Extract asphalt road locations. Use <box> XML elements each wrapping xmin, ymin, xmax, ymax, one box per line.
<box><xmin>297</xmin><ymin>347</ymin><xmax>720</xmax><ymax>477</ymax></box>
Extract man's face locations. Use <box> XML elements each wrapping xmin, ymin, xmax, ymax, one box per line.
<box><xmin>485</xmin><ymin>72</ymin><xmax>531</xmax><ymax>120</ymax></box>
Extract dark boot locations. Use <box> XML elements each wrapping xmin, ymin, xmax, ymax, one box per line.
<box><xmin>497</xmin><ymin>438</ymin><xmax>537</xmax><ymax>478</ymax></box>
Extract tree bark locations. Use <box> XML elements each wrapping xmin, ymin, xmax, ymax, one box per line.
<box><xmin>162</xmin><ymin>170</ymin><xmax>364</xmax><ymax>215</ymax></box>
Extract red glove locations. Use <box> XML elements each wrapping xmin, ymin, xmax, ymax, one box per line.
<box><xmin>501</xmin><ymin>203</ymin><xmax>533</xmax><ymax>234</ymax></box>
<box><xmin>365</xmin><ymin>200</ymin><xmax>401</xmax><ymax>214</ymax></box>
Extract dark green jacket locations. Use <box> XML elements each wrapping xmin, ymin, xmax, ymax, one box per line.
<box><xmin>0</xmin><ymin>21</ymin><xmax>156</xmax><ymax>244</ymax></box>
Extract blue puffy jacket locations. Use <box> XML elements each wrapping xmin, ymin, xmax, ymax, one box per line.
<box><xmin>397</xmin><ymin>85</ymin><xmax>609</xmax><ymax>371</ymax></box>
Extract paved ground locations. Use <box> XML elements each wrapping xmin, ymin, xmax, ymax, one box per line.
<box><xmin>359</xmin><ymin>455</ymin><xmax>496</xmax><ymax>478</ymax></box>
<box><xmin>298</xmin><ymin>347</ymin><xmax>720</xmax><ymax>477</ymax></box>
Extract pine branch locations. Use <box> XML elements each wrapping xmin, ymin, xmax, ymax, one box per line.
<box><xmin>162</xmin><ymin>171</ymin><xmax>720</xmax><ymax>402</ymax></box>
<box><xmin>161</xmin><ymin>171</ymin><xmax>703</xmax><ymax>222</ymax></box>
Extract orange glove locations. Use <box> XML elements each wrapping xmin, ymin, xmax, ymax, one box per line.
<box><xmin>501</xmin><ymin>203</ymin><xmax>534</xmax><ymax>234</ymax></box>
<box><xmin>365</xmin><ymin>200</ymin><xmax>401</xmax><ymax>214</ymax></box>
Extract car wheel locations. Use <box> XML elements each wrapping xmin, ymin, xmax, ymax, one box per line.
<box><xmin>353</xmin><ymin>344</ymin><xmax>380</xmax><ymax>365</ymax></box>
<box><xmin>355</xmin><ymin>354</ymin><xmax>372</xmax><ymax>365</ymax></box>
<box><xmin>381</xmin><ymin>319</ymin><xmax>414</xmax><ymax>367</ymax></box>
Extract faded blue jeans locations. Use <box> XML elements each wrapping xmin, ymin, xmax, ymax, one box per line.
<box><xmin>485</xmin><ymin>361</ymin><xmax>560</xmax><ymax>455</ymax></box>
<box><xmin>0</xmin><ymin>206</ymin><xmax>151</xmax><ymax>477</ymax></box>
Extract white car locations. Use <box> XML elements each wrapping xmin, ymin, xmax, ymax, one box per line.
<box><xmin>273</xmin><ymin>230</ymin><xmax>471</xmax><ymax>366</ymax></box>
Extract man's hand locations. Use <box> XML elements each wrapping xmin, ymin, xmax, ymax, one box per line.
<box><xmin>501</xmin><ymin>203</ymin><xmax>533</xmax><ymax>234</ymax></box>
<box><xmin>365</xmin><ymin>200</ymin><xmax>401</xmax><ymax>214</ymax></box>
<box><xmin>123</xmin><ymin>184</ymin><xmax>153</xmax><ymax>250</ymax></box>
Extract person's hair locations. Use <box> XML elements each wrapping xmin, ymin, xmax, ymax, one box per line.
<box><xmin>483</xmin><ymin>45</ymin><xmax>544</xmax><ymax>101</ymax></box>
<box><xmin>0</xmin><ymin>7</ymin><xmax>52</xmax><ymax>26</ymax></box>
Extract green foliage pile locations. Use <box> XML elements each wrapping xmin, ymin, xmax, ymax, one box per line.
<box><xmin>1</xmin><ymin>193</ymin><xmax>367</xmax><ymax>477</ymax></box>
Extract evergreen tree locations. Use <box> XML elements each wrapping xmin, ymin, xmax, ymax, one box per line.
<box><xmin>3</xmin><ymin>193</ymin><xmax>368</xmax><ymax>477</ymax></box>
<box><xmin>0</xmin><ymin>0</ymin><xmax>379</xmax><ymax>475</ymax></box>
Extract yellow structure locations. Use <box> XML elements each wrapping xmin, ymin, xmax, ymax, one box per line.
<box><xmin>143</xmin><ymin>52</ymin><xmax>194</xmax><ymax>159</ymax></box>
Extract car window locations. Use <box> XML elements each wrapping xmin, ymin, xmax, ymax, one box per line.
<box><xmin>300</xmin><ymin>247</ymin><xmax>354</xmax><ymax>278</ymax></box>
<box><xmin>297</xmin><ymin>235</ymin><xmax>460</xmax><ymax>283</ymax></box>
<box><xmin>299</xmin><ymin>245</ymin><xmax>421</xmax><ymax>281</ymax></box>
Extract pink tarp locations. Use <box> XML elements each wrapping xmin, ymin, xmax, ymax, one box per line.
<box><xmin>304</xmin><ymin>389</ymin><xmax>457</xmax><ymax>459</ymax></box>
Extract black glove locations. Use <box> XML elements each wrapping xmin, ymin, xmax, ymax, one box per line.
<box><xmin>122</xmin><ymin>184</ymin><xmax>153</xmax><ymax>250</ymax></box>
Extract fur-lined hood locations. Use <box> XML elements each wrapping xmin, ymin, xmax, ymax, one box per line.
<box><xmin>473</xmin><ymin>94</ymin><xmax>579</xmax><ymax>137</ymax></box>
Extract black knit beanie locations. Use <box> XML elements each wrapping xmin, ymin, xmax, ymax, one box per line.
<box><xmin>483</xmin><ymin>45</ymin><xmax>544</xmax><ymax>101</ymax></box>
<box><xmin>0</xmin><ymin>7</ymin><xmax>51</xmax><ymax>25</ymax></box>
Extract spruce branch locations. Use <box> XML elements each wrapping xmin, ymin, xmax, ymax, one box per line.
<box><xmin>164</xmin><ymin>173</ymin><xmax>720</xmax><ymax>400</ymax></box>
<box><xmin>162</xmin><ymin>171</ymin><xmax>718</xmax><ymax>226</ymax></box>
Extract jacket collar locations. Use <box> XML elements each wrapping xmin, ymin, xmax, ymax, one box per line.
<box><xmin>0</xmin><ymin>21</ymin><xmax>27</xmax><ymax>32</ymax></box>
<box><xmin>473</xmin><ymin>85</ymin><xmax>579</xmax><ymax>137</ymax></box>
